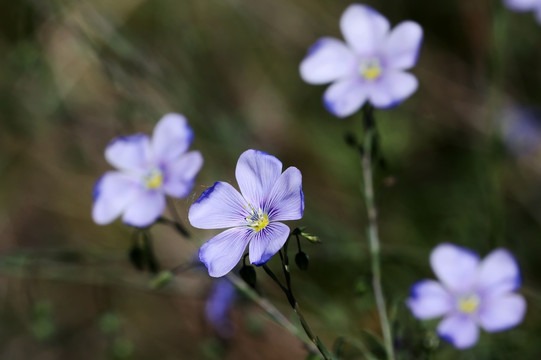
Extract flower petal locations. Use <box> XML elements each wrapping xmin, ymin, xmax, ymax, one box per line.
<box><xmin>92</xmin><ymin>172</ymin><xmax>142</xmax><ymax>225</ymax></box>
<box><xmin>437</xmin><ymin>315</ymin><xmax>479</xmax><ymax>349</ymax></box>
<box><xmin>383</xmin><ymin>21</ymin><xmax>423</xmax><ymax>70</ymax></box>
<box><xmin>162</xmin><ymin>151</ymin><xmax>203</xmax><ymax>198</ymax></box>
<box><xmin>299</xmin><ymin>37</ymin><xmax>356</xmax><ymax>85</ymax></box>
<box><xmin>368</xmin><ymin>71</ymin><xmax>418</xmax><ymax>109</ymax></box>
<box><xmin>340</xmin><ymin>4</ymin><xmax>390</xmax><ymax>55</ymax></box>
<box><xmin>249</xmin><ymin>222</ymin><xmax>290</xmax><ymax>266</ymax></box>
<box><xmin>266</xmin><ymin>167</ymin><xmax>304</xmax><ymax>221</ymax></box>
<box><xmin>477</xmin><ymin>249</ymin><xmax>521</xmax><ymax>297</ymax></box>
<box><xmin>407</xmin><ymin>280</ymin><xmax>453</xmax><ymax>320</ymax></box>
<box><xmin>323</xmin><ymin>79</ymin><xmax>368</xmax><ymax>118</ymax></box>
<box><xmin>122</xmin><ymin>190</ymin><xmax>166</xmax><ymax>228</ymax></box>
<box><xmin>235</xmin><ymin>150</ymin><xmax>282</xmax><ymax>208</ymax></box>
<box><xmin>478</xmin><ymin>294</ymin><xmax>526</xmax><ymax>332</ymax></box>
<box><xmin>189</xmin><ymin>181</ymin><xmax>249</xmax><ymax>229</ymax></box>
<box><xmin>152</xmin><ymin>113</ymin><xmax>194</xmax><ymax>164</ymax></box>
<box><xmin>199</xmin><ymin>227</ymin><xmax>252</xmax><ymax>277</ymax></box>
<box><xmin>430</xmin><ymin>243</ymin><xmax>480</xmax><ymax>293</ymax></box>
<box><xmin>504</xmin><ymin>0</ymin><xmax>539</xmax><ymax>11</ymax></box>
<box><xmin>105</xmin><ymin>134</ymin><xmax>151</xmax><ymax>172</ymax></box>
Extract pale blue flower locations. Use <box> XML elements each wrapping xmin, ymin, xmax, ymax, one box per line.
<box><xmin>408</xmin><ymin>243</ymin><xmax>526</xmax><ymax>349</ymax></box>
<box><xmin>206</xmin><ymin>278</ymin><xmax>237</xmax><ymax>338</ymax></box>
<box><xmin>504</xmin><ymin>0</ymin><xmax>541</xmax><ymax>23</ymax></box>
<box><xmin>92</xmin><ymin>113</ymin><xmax>203</xmax><ymax>228</ymax></box>
<box><xmin>189</xmin><ymin>150</ymin><xmax>304</xmax><ymax>277</ymax></box>
<box><xmin>500</xmin><ymin>106</ymin><xmax>541</xmax><ymax>156</ymax></box>
<box><xmin>299</xmin><ymin>4</ymin><xmax>423</xmax><ymax>117</ymax></box>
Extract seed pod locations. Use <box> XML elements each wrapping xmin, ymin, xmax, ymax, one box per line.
<box><xmin>295</xmin><ymin>252</ymin><xmax>310</xmax><ymax>270</ymax></box>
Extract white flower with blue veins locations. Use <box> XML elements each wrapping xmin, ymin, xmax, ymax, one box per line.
<box><xmin>504</xmin><ymin>0</ymin><xmax>541</xmax><ymax>23</ymax></box>
<box><xmin>300</xmin><ymin>4</ymin><xmax>423</xmax><ymax>117</ymax></box>
<box><xmin>92</xmin><ymin>113</ymin><xmax>203</xmax><ymax>228</ymax></box>
<box><xmin>407</xmin><ymin>243</ymin><xmax>526</xmax><ymax>349</ymax></box>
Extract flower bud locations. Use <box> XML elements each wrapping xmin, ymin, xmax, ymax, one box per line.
<box><xmin>240</xmin><ymin>265</ymin><xmax>257</xmax><ymax>288</ymax></box>
<box><xmin>295</xmin><ymin>252</ymin><xmax>309</xmax><ymax>270</ymax></box>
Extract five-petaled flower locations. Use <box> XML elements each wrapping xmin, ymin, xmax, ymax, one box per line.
<box><xmin>189</xmin><ymin>149</ymin><xmax>304</xmax><ymax>277</ymax></box>
<box><xmin>407</xmin><ymin>243</ymin><xmax>526</xmax><ymax>349</ymax></box>
<box><xmin>92</xmin><ymin>113</ymin><xmax>203</xmax><ymax>228</ymax></box>
<box><xmin>504</xmin><ymin>0</ymin><xmax>541</xmax><ymax>23</ymax></box>
<box><xmin>299</xmin><ymin>3</ymin><xmax>423</xmax><ymax>117</ymax></box>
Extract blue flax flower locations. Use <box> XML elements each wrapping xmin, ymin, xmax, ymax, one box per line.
<box><xmin>407</xmin><ymin>243</ymin><xmax>526</xmax><ymax>349</ymax></box>
<box><xmin>504</xmin><ymin>0</ymin><xmax>541</xmax><ymax>23</ymax></box>
<box><xmin>300</xmin><ymin>4</ymin><xmax>423</xmax><ymax>117</ymax></box>
<box><xmin>92</xmin><ymin>113</ymin><xmax>203</xmax><ymax>228</ymax></box>
<box><xmin>205</xmin><ymin>278</ymin><xmax>237</xmax><ymax>338</ymax></box>
<box><xmin>189</xmin><ymin>150</ymin><xmax>304</xmax><ymax>277</ymax></box>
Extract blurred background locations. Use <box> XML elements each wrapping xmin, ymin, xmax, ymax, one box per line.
<box><xmin>1</xmin><ymin>0</ymin><xmax>541</xmax><ymax>359</ymax></box>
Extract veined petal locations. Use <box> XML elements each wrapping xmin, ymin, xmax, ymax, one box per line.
<box><xmin>105</xmin><ymin>134</ymin><xmax>151</xmax><ymax>172</ymax></box>
<box><xmin>340</xmin><ymin>4</ymin><xmax>390</xmax><ymax>55</ymax></box>
<box><xmin>152</xmin><ymin>113</ymin><xmax>194</xmax><ymax>164</ymax></box>
<box><xmin>189</xmin><ymin>181</ymin><xmax>249</xmax><ymax>229</ymax></box>
<box><xmin>266</xmin><ymin>167</ymin><xmax>304</xmax><ymax>221</ymax></box>
<box><xmin>407</xmin><ymin>280</ymin><xmax>453</xmax><ymax>320</ymax></box>
<box><xmin>92</xmin><ymin>171</ymin><xmax>142</xmax><ymax>225</ymax></box>
<box><xmin>199</xmin><ymin>227</ymin><xmax>252</xmax><ymax>277</ymax></box>
<box><xmin>368</xmin><ymin>71</ymin><xmax>418</xmax><ymax>109</ymax></box>
<box><xmin>162</xmin><ymin>151</ymin><xmax>203</xmax><ymax>198</ymax></box>
<box><xmin>430</xmin><ymin>243</ymin><xmax>480</xmax><ymax>293</ymax></box>
<box><xmin>249</xmin><ymin>222</ymin><xmax>290</xmax><ymax>266</ymax></box>
<box><xmin>323</xmin><ymin>79</ymin><xmax>368</xmax><ymax>118</ymax></box>
<box><xmin>383</xmin><ymin>21</ymin><xmax>423</xmax><ymax>70</ymax></box>
<box><xmin>122</xmin><ymin>190</ymin><xmax>166</xmax><ymax>228</ymax></box>
<box><xmin>504</xmin><ymin>0</ymin><xmax>539</xmax><ymax>11</ymax></box>
<box><xmin>299</xmin><ymin>37</ymin><xmax>356</xmax><ymax>84</ymax></box>
<box><xmin>477</xmin><ymin>249</ymin><xmax>521</xmax><ymax>297</ymax></box>
<box><xmin>478</xmin><ymin>294</ymin><xmax>526</xmax><ymax>332</ymax></box>
<box><xmin>437</xmin><ymin>314</ymin><xmax>479</xmax><ymax>349</ymax></box>
<box><xmin>235</xmin><ymin>150</ymin><xmax>282</xmax><ymax>209</ymax></box>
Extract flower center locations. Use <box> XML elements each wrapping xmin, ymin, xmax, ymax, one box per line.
<box><xmin>457</xmin><ymin>294</ymin><xmax>481</xmax><ymax>314</ymax></box>
<box><xmin>246</xmin><ymin>206</ymin><xmax>269</xmax><ymax>232</ymax></box>
<box><xmin>144</xmin><ymin>168</ymin><xmax>164</xmax><ymax>189</ymax></box>
<box><xmin>359</xmin><ymin>57</ymin><xmax>382</xmax><ymax>81</ymax></box>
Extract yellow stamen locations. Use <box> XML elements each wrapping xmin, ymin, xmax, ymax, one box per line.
<box><xmin>359</xmin><ymin>58</ymin><xmax>382</xmax><ymax>81</ymax></box>
<box><xmin>458</xmin><ymin>294</ymin><xmax>480</xmax><ymax>314</ymax></box>
<box><xmin>145</xmin><ymin>170</ymin><xmax>163</xmax><ymax>189</ymax></box>
<box><xmin>246</xmin><ymin>207</ymin><xmax>269</xmax><ymax>232</ymax></box>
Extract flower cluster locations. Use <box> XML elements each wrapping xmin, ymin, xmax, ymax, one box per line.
<box><xmin>90</xmin><ymin>3</ymin><xmax>531</xmax><ymax>354</ymax></box>
<box><xmin>189</xmin><ymin>149</ymin><xmax>304</xmax><ymax>277</ymax></box>
<box><xmin>92</xmin><ymin>113</ymin><xmax>203</xmax><ymax>228</ymax></box>
<box><xmin>299</xmin><ymin>4</ymin><xmax>423</xmax><ymax>117</ymax></box>
<box><xmin>407</xmin><ymin>243</ymin><xmax>526</xmax><ymax>349</ymax></box>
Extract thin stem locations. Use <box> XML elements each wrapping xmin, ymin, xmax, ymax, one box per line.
<box><xmin>263</xmin><ymin>243</ymin><xmax>334</xmax><ymax>360</ymax></box>
<box><xmin>360</xmin><ymin>105</ymin><xmax>395</xmax><ymax>360</ymax></box>
<box><xmin>150</xmin><ymin>217</ymin><xmax>321</xmax><ymax>354</ymax></box>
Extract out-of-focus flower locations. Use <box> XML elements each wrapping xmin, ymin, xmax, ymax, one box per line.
<box><xmin>504</xmin><ymin>0</ymin><xmax>541</xmax><ymax>23</ymax></box>
<box><xmin>189</xmin><ymin>149</ymin><xmax>304</xmax><ymax>277</ymax></box>
<box><xmin>407</xmin><ymin>243</ymin><xmax>526</xmax><ymax>349</ymax></box>
<box><xmin>500</xmin><ymin>106</ymin><xmax>541</xmax><ymax>156</ymax></box>
<box><xmin>205</xmin><ymin>278</ymin><xmax>237</xmax><ymax>338</ymax></box>
<box><xmin>92</xmin><ymin>114</ymin><xmax>203</xmax><ymax>228</ymax></box>
<box><xmin>299</xmin><ymin>3</ymin><xmax>423</xmax><ymax>118</ymax></box>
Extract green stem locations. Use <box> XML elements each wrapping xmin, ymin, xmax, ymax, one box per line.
<box><xmin>264</xmin><ymin>242</ymin><xmax>334</xmax><ymax>360</ymax></box>
<box><xmin>361</xmin><ymin>105</ymin><xmax>395</xmax><ymax>360</ymax></box>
